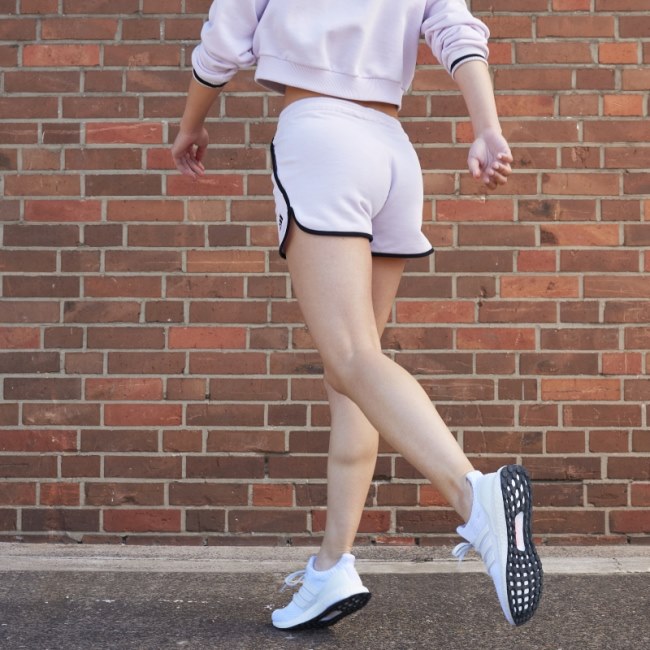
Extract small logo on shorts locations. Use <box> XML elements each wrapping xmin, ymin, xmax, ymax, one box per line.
<box><xmin>278</xmin><ymin>214</ymin><xmax>284</xmax><ymax>230</ymax></box>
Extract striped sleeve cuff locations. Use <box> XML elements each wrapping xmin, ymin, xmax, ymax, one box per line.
<box><xmin>192</xmin><ymin>68</ymin><xmax>227</xmax><ymax>89</ymax></box>
<box><xmin>449</xmin><ymin>54</ymin><xmax>488</xmax><ymax>77</ymax></box>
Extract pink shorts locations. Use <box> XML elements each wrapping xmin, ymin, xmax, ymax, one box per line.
<box><xmin>270</xmin><ymin>97</ymin><xmax>433</xmax><ymax>259</ymax></box>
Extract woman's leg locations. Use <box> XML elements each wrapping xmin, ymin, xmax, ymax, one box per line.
<box><xmin>285</xmin><ymin>229</ymin><xmax>474</xmax><ymax>538</ymax></box>
<box><xmin>315</xmin><ymin>256</ymin><xmax>406</xmax><ymax>571</ymax></box>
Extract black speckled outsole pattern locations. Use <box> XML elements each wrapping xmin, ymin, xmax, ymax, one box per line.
<box><xmin>284</xmin><ymin>592</ymin><xmax>371</xmax><ymax>631</ymax></box>
<box><xmin>501</xmin><ymin>465</ymin><xmax>543</xmax><ymax>626</ymax></box>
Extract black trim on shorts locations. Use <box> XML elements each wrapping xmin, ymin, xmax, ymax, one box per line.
<box><xmin>449</xmin><ymin>54</ymin><xmax>487</xmax><ymax>75</ymax></box>
<box><xmin>270</xmin><ymin>141</ymin><xmax>373</xmax><ymax>259</ymax></box>
<box><xmin>371</xmin><ymin>248</ymin><xmax>434</xmax><ymax>259</ymax></box>
<box><xmin>192</xmin><ymin>69</ymin><xmax>227</xmax><ymax>89</ymax></box>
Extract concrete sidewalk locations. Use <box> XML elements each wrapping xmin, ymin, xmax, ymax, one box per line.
<box><xmin>1</xmin><ymin>544</ymin><xmax>649</xmax><ymax>649</ymax></box>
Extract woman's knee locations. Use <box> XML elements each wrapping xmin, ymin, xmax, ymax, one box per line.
<box><xmin>322</xmin><ymin>345</ymin><xmax>382</xmax><ymax>396</ymax></box>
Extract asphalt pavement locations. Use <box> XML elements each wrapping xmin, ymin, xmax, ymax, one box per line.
<box><xmin>0</xmin><ymin>544</ymin><xmax>648</xmax><ymax>650</ymax></box>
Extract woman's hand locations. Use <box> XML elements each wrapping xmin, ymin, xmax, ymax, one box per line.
<box><xmin>468</xmin><ymin>127</ymin><xmax>513</xmax><ymax>190</ymax></box>
<box><xmin>171</xmin><ymin>127</ymin><xmax>209</xmax><ymax>179</ymax></box>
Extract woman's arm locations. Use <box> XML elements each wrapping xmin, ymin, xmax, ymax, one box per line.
<box><xmin>171</xmin><ymin>78</ymin><xmax>222</xmax><ymax>179</ymax></box>
<box><xmin>453</xmin><ymin>60</ymin><xmax>513</xmax><ymax>190</ymax></box>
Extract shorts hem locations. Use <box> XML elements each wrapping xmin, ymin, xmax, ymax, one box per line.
<box><xmin>279</xmin><ymin>210</ymin><xmax>373</xmax><ymax>259</ymax></box>
<box><xmin>371</xmin><ymin>248</ymin><xmax>434</xmax><ymax>259</ymax></box>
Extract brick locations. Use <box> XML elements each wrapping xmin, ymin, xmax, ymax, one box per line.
<box><xmin>186</xmin><ymin>456</ymin><xmax>264</xmax><ymax>479</ymax></box>
<box><xmin>40</xmin><ymin>482</ymin><xmax>81</xmax><ymax>506</ymax></box>
<box><xmin>546</xmin><ymin>430</ymin><xmax>585</xmax><ymax>454</ymax></box>
<box><xmin>85</xmin><ymin>277</ymin><xmax>161</xmax><ymax>298</ymax></box>
<box><xmin>599</xmin><ymin>42</ymin><xmax>639</xmax><ymax>65</ymax></box>
<box><xmin>631</xmin><ymin>484</ymin><xmax>650</xmax><ymax>507</ymax></box>
<box><xmin>518</xmin><ymin>199</ymin><xmax>596</xmax><ymax>222</ymax></box>
<box><xmin>516</xmin><ymin>251</ymin><xmax>556</xmax><ymax>272</ymax></box>
<box><xmin>564</xmin><ymin>405</ymin><xmax>642</xmax><ymax>428</ymax></box>
<box><xmin>534</xmin><ymin>482</ymin><xmax>583</xmax><ymax>508</ymax></box>
<box><xmin>4</xmin><ymin>174</ymin><xmax>80</xmax><ymax>197</ymax></box>
<box><xmin>85</xmin><ymin>174</ymin><xmax>162</xmax><ymax>197</ymax></box>
<box><xmin>537</xmin><ymin>15</ymin><xmax>614</xmax><ymax>38</ymax></box>
<box><xmin>542</xmin><ymin>379</ymin><xmax>620</xmax><ymax>401</ymax></box>
<box><xmin>171</xmin><ymin>483</ymin><xmax>247</xmax><ymax>507</ymax></box>
<box><xmin>23</xmin><ymin>45</ymin><xmax>100</xmax><ymax>67</ymax></box>
<box><xmin>45</xmin><ymin>326</ymin><xmax>84</xmax><ymax>351</ymax></box>
<box><xmin>608</xmin><ymin>457</ymin><xmax>650</xmax><ymax>480</ymax></box>
<box><xmin>603</xmin><ymin>96</ymin><xmax>645</xmax><ymax>117</ymax></box>
<box><xmin>61</xmin><ymin>455</ymin><xmax>101</xmax><ymax>478</ymax></box>
<box><xmin>540</xmin><ymin>328</ymin><xmax>619</xmax><ymax>351</ymax></box>
<box><xmin>0</xmin><ymin>510</ymin><xmax>17</xmax><ymax>532</ymax></box>
<box><xmin>63</xmin><ymin>0</ymin><xmax>140</xmax><ymax>13</ymax></box>
<box><xmin>0</xmin><ymin>326</ymin><xmax>40</xmax><ymax>348</ymax></box>
<box><xmin>85</xmin><ymin>483</ymin><xmax>164</xmax><ymax>506</ymax></box>
<box><xmin>0</xmin><ymin>456</ymin><xmax>57</xmax><ymax>479</ymax></box>
<box><xmin>542</xmin><ymin>173</ymin><xmax>619</xmax><ymax>196</ymax></box>
<box><xmin>560</xmin><ymin>250</ymin><xmax>638</xmax><ymax>273</ymax></box>
<box><xmin>104</xmin><ymin>456</ymin><xmax>182</xmax><ymax>479</ymax></box>
<box><xmin>87</xmin><ymin>327</ymin><xmax>165</xmax><ymax>350</ymax></box>
<box><xmin>163</xmin><ymin>429</ymin><xmax>203</xmax><ymax>452</ymax></box>
<box><xmin>0</xmin><ymin>404</ymin><xmax>18</xmax><ymax>426</ymax></box>
<box><xmin>0</xmin><ymin>97</ymin><xmax>58</xmax><ymax>120</ymax></box>
<box><xmin>228</xmin><ymin>509</ymin><xmax>307</xmax><ymax>534</ymax></box>
<box><xmin>186</xmin><ymin>510</ymin><xmax>226</xmax><ymax>533</ymax></box>
<box><xmin>3</xmin><ymin>275</ymin><xmax>79</xmax><ymax>298</ymax></box>
<box><xmin>80</xmin><ymin>428</ymin><xmax>158</xmax><ymax>452</ymax></box>
<box><xmin>22</xmin><ymin>509</ymin><xmax>99</xmax><ymax>532</ymax></box>
<box><xmin>501</xmin><ymin>276</ymin><xmax>579</xmax><ymax>298</ymax></box>
<box><xmin>559</xmin><ymin>301</ymin><xmax>599</xmax><ymax>324</ymax></box>
<box><xmin>590</xmin><ymin>430</ymin><xmax>629</xmax><ymax>453</ymax></box>
<box><xmin>0</xmin><ymin>352</ymin><xmax>60</xmax><ymax>374</ymax></box>
<box><xmin>533</xmin><ymin>510</ymin><xmax>604</xmax><ymax>535</ymax></box>
<box><xmin>610</xmin><ymin>510</ymin><xmax>650</xmax><ymax>534</ymax></box>
<box><xmin>23</xmin><ymin>403</ymin><xmax>100</xmax><ymax>426</ymax></box>
<box><xmin>104</xmin><ymin>509</ymin><xmax>181</xmax><ymax>533</ymax></box>
<box><xmin>24</xmin><ymin>200</ymin><xmax>101</xmax><ymax>223</ymax></box>
<box><xmin>602</xmin><ymin>353</ymin><xmax>643</xmax><ymax>376</ymax></box>
<box><xmin>0</xmin><ymin>429</ymin><xmax>77</xmax><ymax>453</ymax></box>
<box><xmin>4</xmin><ymin>378</ymin><xmax>81</xmax><ymax>401</ymax></box>
<box><xmin>456</xmin><ymin>328</ymin><xmax>535</xmax><ymax>350</ymax></box>
<box><xmin>479</xmin><ymin>302</ymin><xmax>555</xmax><ymax>324</ymax></box>
<box><xmin>516</xmin><ymin>42</ymin><xmax>592</xmax><ymax>65</ymax></box>
<box><xmin>0</xmin><ymin>483</ymin><xmax>36</xmax><ymax>505</ymax></box>
<box><xmin>166</xmin><ymin>174</ymin><xmax>244</xmax><ymax>197</ymax></box>
<box><xmin>585</xmin><ymin>276</ymin><xmax>650</xmax><ymax>298</ymax></box>
<box><xmin>252</xmin><ymin>484</ymin><xmax>293</xmax><ymax>507</ymax></box>
<box><xmin>104</xmin><ymin>404</ymin><xmax>182</xmax><ymax>427</ymax></box>
<box><xmin>207</xmin><ymin>430</ymin><xmax>284</xmax><ymax>453</ymax></box>
<box><xmin>520</xmin><ymin>352</ymin><xmax>599</xmax><ymax>376</ymax></box>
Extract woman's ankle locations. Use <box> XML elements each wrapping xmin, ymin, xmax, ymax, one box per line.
<box><xmin>314</xmin><ymin>549</ymin><xmax>346</xmax><ymax>571</ymax></box>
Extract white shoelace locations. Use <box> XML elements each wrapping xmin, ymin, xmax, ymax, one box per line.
<box><xmin>280</xmin><ymin>569</ymin><xmax>306</xmax><ymax>592</ymax></box>
<box><xmin>451</xmin><ymin>541</ymin><xmax>473</xmax><ymax>564</ymax></box>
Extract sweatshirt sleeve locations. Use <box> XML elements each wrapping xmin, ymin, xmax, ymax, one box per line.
<box><xmin>191</xmin><ymin>0</ymin><xmax>269</xmax><ymax>88</ymax></box>
<box><xmin>421</xmin><ymin>0</ymin><xmax>490</xmax><ymax>78</ymax></box>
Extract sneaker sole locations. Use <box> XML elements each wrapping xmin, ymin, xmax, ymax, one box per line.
<box><xmin>280</xmin><ymin>591</ymin><xmax>372</xmax><ymax>631</ymax></box>
<box><xmin>500</xmin><ymin>464</ymin><xmax>543</xmax><ymax>626</ymax></box>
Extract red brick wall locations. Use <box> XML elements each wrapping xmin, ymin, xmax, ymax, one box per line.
<box><xmin>1</xmin><ymin>1</ymin><xmax>649</xmax><ymax>545</ymax></box>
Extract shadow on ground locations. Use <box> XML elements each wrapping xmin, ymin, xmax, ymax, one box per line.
<box><xmin>0</xmin><ymin>572</ymin><xmax>647</xmax><ymax>649</ymax></box>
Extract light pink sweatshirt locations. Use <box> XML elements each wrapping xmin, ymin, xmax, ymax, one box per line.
<box><xmin>192</xmin><ymin>0</ymin><xmax>489</xmax><ymax>107</ymax></box>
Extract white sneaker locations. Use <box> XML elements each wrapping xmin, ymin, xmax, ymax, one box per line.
<box><xmin>453</xmin><ymin>465</ymin><xmax>543</xmax><ymax>626</ymax></box>
<box><xmin>271</xmin><ymin>553</ymin><xmax>371</xmax><ymax>630</ymax></box>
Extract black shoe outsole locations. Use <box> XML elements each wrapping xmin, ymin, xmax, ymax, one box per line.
<box><xmin>281</xmin><ymin>592</ymin><xmax>372</xmax><ymax>631</ymax></box>
<box><xmin>500</xmin><ymin>464</ymin><xmax>543</xmax><ymax>626</ymax></box>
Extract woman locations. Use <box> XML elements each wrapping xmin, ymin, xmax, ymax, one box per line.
<box><xmin>171</xmin><ymin>0</ymin><xmax>542</xmax><ymax>631</ymax></box>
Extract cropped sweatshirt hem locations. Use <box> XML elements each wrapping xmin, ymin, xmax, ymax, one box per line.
<box><xmin>255</xmin><ymin>55</ymin><xmax>407</xmax><ymax>106</ymax></box>
<box><xmin>192</xmin><ymin>0</ymin><xmax>490</xmax><ymax>107</ymax></box>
